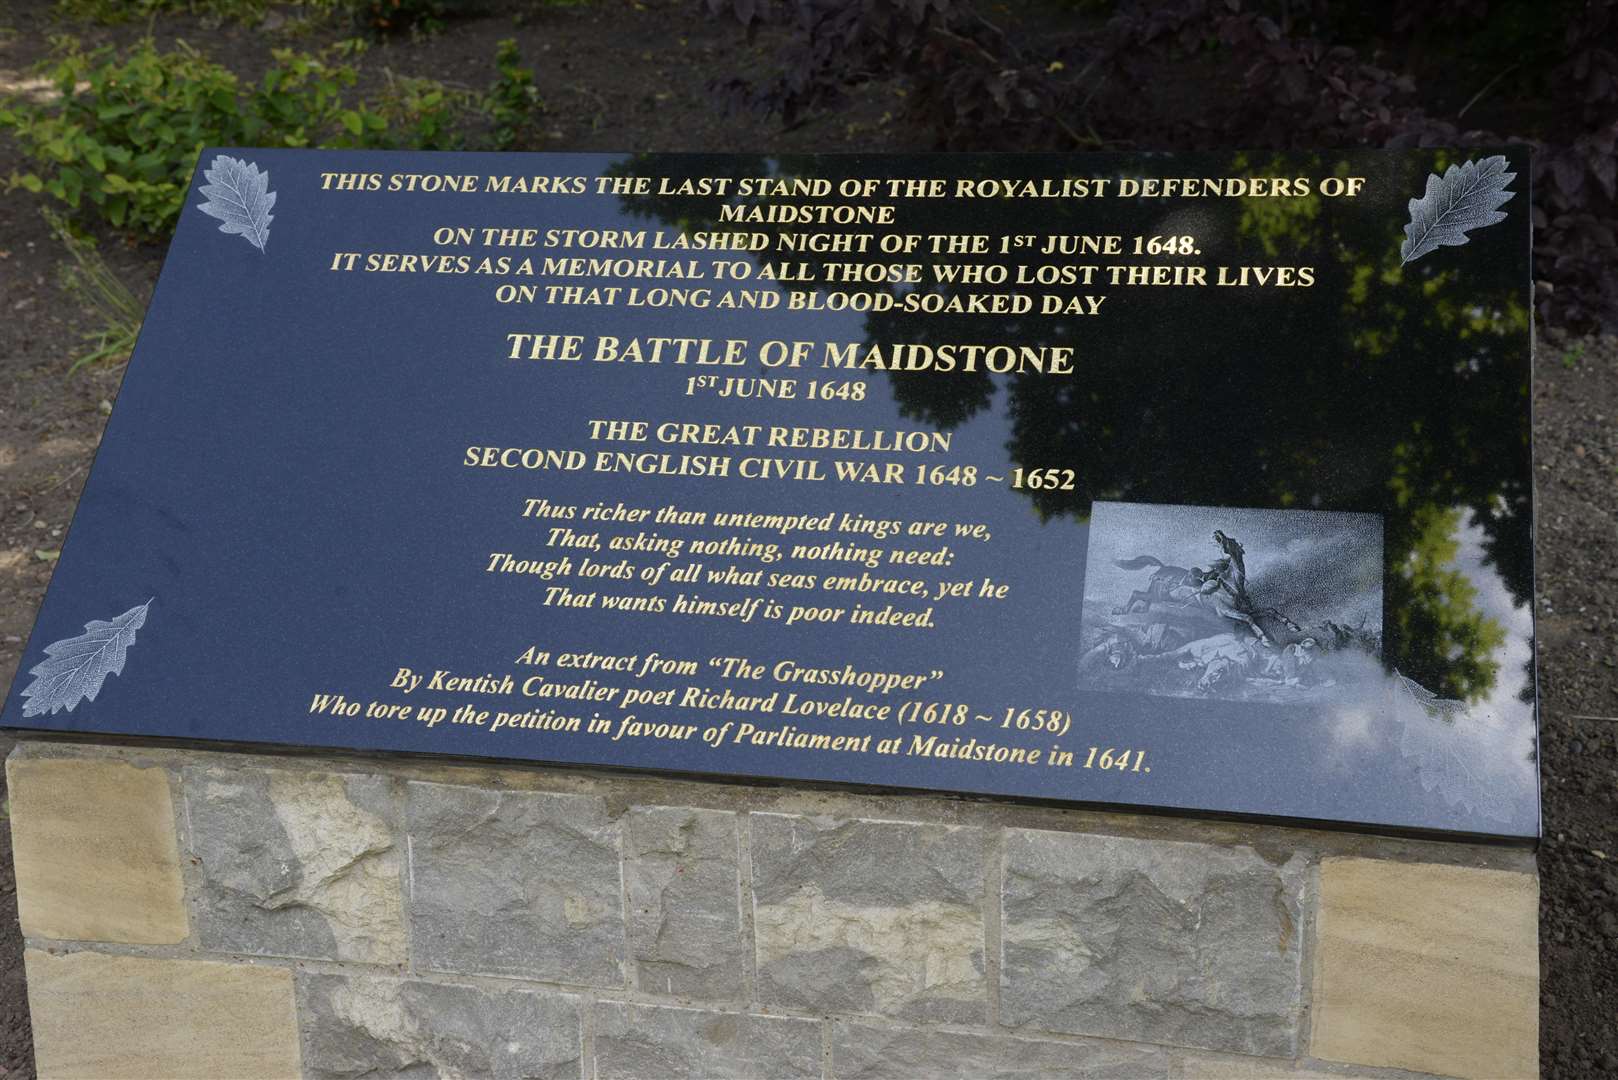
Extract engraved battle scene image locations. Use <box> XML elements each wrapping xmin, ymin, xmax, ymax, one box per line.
<box><xmin>1078</xmin><ymin>502</ymin><xmax>1383</xmax><ymax>704</ymax></box>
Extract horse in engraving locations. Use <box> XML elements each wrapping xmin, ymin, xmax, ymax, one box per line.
<box><xmin>1109</xmin><ymin>555</ymin><xmax>1209</xmax><ymax>614</ymax></box>
<box><xmin>1114</xmin><ymin>531</ymin><xmax>1279</xmax><ymax>646</ymax></box>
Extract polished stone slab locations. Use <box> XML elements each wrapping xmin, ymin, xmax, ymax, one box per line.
<box><xmin>0</xmin><ymin>148</ymin><xmax>1538</xmax><ymax>841</ymax></box>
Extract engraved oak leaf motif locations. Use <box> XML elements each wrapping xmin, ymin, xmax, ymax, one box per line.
<box><xmin>20</xmin><ymin>600</ymin><xmax>152</xmax><ymax>717</ymax></box>
<box><xmin>196</xmin><ymin>154</ymin><xmax>275</xmax><ymax>252</ymax></box>
<box><xmin>1393</xmin><ymin>671</ymin><xmax>1514</xmax><ymax>824</ymax></box>
<box><xmin>1399</xmin><ymin>154</ymin><xmax>1515</xmax><ymax>265</ymax></box>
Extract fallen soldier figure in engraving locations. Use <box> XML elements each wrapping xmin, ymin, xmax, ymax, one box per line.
<box><xmin>1076</xmin><ymin>620</ymin><xmax>1198</xmax><ymax>677</ymax></box>
<box><xmin>1161</xmin><ymin>632</ymin><xmax>1260</xmax><ymax>696</ymax></box>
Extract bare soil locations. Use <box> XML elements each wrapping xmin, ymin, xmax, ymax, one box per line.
<box><xmin>0</xmin><ymin>2</ymin><xmax>1614</xmax><ymax>1076</ymax></box>
<box><xmin>1533</xmin><ymin>327</ymin><xmax>1618</xmax><ymax>1079</ymax></box>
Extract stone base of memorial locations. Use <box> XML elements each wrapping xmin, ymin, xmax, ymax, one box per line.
<box><xmin>11</xmin><ymin>739</ymin><xmax>1535</xmax><ymax>1079</ymax></box>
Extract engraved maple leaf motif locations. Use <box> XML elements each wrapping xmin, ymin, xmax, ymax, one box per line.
<box><xmin>20</xmin><ymin>600</ymin><xmax>152</xmax><ymax>717</ymax></box>
<box><xmin>196</xmin><ymin>155</ymin><xmax>276</xmax><ymax>252</ymax></box>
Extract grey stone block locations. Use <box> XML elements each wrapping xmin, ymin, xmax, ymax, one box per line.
<box><xmin>1000</xmin><ymin>829</ymin><xmax>1306</xmax><ymax>1057</ymax></box>
<box><xmin>625</xmin><ymin>806</ymin><xmax>745</xmax><ymax>1000</ymax></box>
<box><xmin>750</xmin><ymin>813</ymin><xmax>987</xmax><ymax>1023</ymax></box>
<box><xmin>593</xmin><ymin>1001</ymin><xmax>821</xmax><ymax>1080</ymax></box>
<box><xmin>406</xmin><ymin>782</ymin><xmax>624</xmax><ymax>986</ymax></box>
<box><xmin>297</xmin><ymin>972</ymin><xmax>581</xmax><ymax>1079</ymax></box>
<box><xmin>830</xmin><ymin>1021</ymin><xmax>1170</xmax><ymax>1079</ymax></box>
<box><xmin>183</xmin><ymin>766</ymin><xmax>405</xmax><ymax>965</ymax></box>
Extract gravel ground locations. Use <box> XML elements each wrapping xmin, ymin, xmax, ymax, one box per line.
<box><xmin>1532</xmin><ymin>326</ymin><xmax>1618</xmax><ymax>1078</ymax></box>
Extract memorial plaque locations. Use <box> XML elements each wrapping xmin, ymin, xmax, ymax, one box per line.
<box><xmin>2</xmin><ymin>149</ymin><xmax>1539</xmax><ymax>841</ymax></box>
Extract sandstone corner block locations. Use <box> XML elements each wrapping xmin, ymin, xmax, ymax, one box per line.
<box><xmin>750</xmin><ymin>813</ymin><xmax>987</xmax><ymax>1023</ymax></box>
<box><xmin>1001</xmin><ymin>829</ymin><xmax>1305</xmax><ymax>1057</ymax></box>
<box><xmin>1311</xmin><ymin>857</ymin><xmax>1538</xmax><ymax>1079</ymax></box>
<box><xmin>9</xmin><ymin>755</ymin><xmax>187</xmax><ymax>944</ymax></box>
<box><xmin>26</xmin><ymin>949</ymin><xmax>300</xmax><ymax>1079</ymax></box>
<box><xmin>184</xmin><ymin>766</ymin><xmax>406</xmax><ymax>965</ymax></box>
<box><xmin>298</xmin><ymin>972</ymin><xmax>581</xmax><ymax>1080</ymax></box>
<box><xmin>625</xmin><ymin>805</ymin><xmax>745</xmax><ymax>1000</ymax></box>
<box><xmin>407</xmin><ymin>781</ymin><xmax>625</xmax><ymax>985</ymax></box>
<box><xmin>594</xmin><ymin>1001</ymin><xmax>821</xmax><ymax>1079</ymax></box>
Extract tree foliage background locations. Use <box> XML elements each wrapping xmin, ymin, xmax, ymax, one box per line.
<box><xmin>708</xmin><ymin>0</ymin><xmax>1618</xmax><ymax>334</ymax></box>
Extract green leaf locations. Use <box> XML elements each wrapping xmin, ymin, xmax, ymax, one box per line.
<box><xmin>58</xmin><ymin>166</ymin><xmax>84</xmax><ymax>207</ymax></box>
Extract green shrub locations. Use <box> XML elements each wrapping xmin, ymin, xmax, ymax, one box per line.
<box><xmin>248</xmin><ymin>46</ymin><xmax>372</xmax><ymax>145</ymax></box>
<box><xmin>370</xmin><ymin>72</ymin><xmax>471</xmax><ymax>150</ymax></box>
<box><xmin>482</xmin><ymin>38</ymin><xmax>542</xmax><ymax>150</ymax></box>
<box><xmin>0</xmin><ymin>36</ymin><xmax>497</xmax><ymax>239</ymax></box>
<box><xmin>55</xmin><ymin>0</ymin><xmax>268</xmax><ymax>23</ymax></box>
<box><xmin>1</xmin><ymin>38</ymin><xmax>251</xmax><ymax>235</ymax></box>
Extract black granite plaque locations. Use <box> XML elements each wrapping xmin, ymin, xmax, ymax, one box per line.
<box><xmin>1</xmin><ymin>149</ymin><xmax>1539</xmax><ymax>841</ymax></box>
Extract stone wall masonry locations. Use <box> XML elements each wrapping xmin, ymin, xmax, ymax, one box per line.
<box><xmin>8</xmin><ymin>739</ymin><xmax>1538</xmax><ymax>1080</ymax></box>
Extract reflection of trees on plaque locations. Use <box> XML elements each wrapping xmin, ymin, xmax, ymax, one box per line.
<box><xmin>608</xmin><ymin>151</ymin><xmax>1532</xmax><ymax>712</ymax></box>
<box><xmin>1076</xmin><ymin>502</ymin><xmax>1383</xmax><ymax>704</ymax></box>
